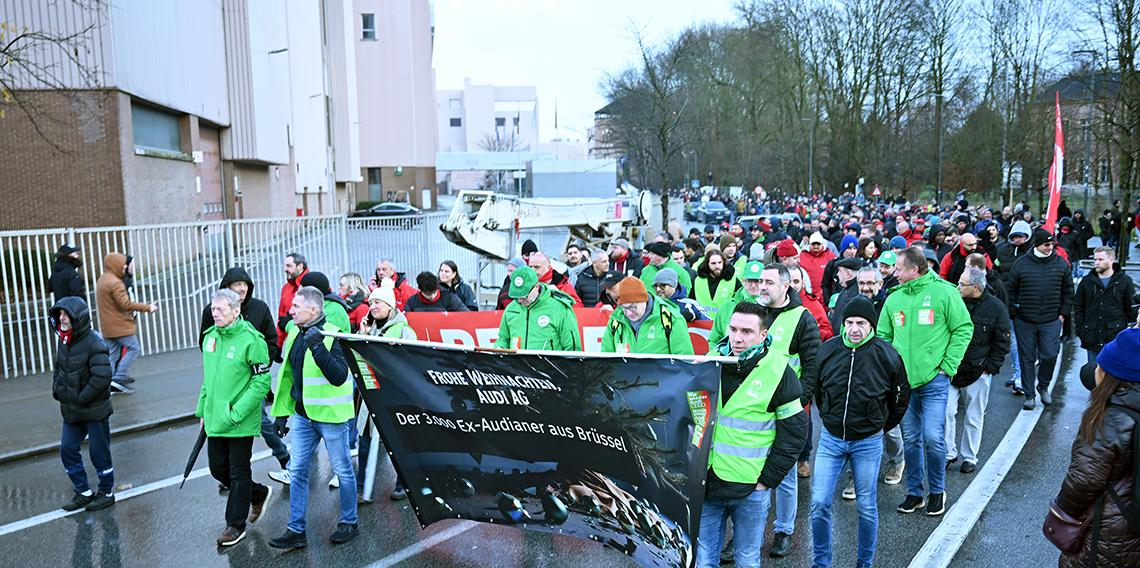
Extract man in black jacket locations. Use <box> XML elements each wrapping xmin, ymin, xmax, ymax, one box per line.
<box><xmin>404</xmin><ymin>272</ymin><xmax>469</xmax><ymax>312</ymax></box>
<box><xmin>198</xmin><ymin>266</ymin><xmax>290</xmax><ymax>484</ymax></box>
<box><xmin>1074</xmin><ymin>247</ymin><xmax>1137</xmax><ymax>362</ymax></box>
<box><xmin>574</xmin><ymin>251</ymin><xmax>617</xmax><ymax>307</ymax></box>
<box><xmin>1008</xmin><ymin>229</ymin><xmax>1074</xmax><ymax>410</ymax></box>
<box><xmin>806</xmin><ymin>296</ymin><xmax>909</xmax><ymax>568</ymax></box>
<box><xmin>49</xmin><ymin>244</ymin><xmax>85</xmax><ymax>303</ymax></box>
<box><xmin>50</xmin><ymin>297</ymin><xmax>116</xmax><ymax>512</ymax></box>
<box><xmin>946</xmin><ymin>268</ymin><xmax>1010</xmax><ymax>474</ymax></box>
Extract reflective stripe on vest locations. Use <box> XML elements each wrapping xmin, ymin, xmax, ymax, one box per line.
<box><xmin>767</xmin><ymin>306</ymin><xmax>807</xmax><ymax>377</ymax></box>
<box><xmin>279</xmin><ymin>322</ymin><xmax>355</xmax><ymax>423</ymax></box>
<box><xmin>708</xmin><ymin>351</ymin><xmax>791</xmax><ymax>484</ymax></box>
<box><xmin>694</xmin><ymin>276</ymin><xmax>735</xmax><ymax>312</ymax></box>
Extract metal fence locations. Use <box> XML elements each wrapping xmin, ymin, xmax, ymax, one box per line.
<box><xmin>0</xmin><ymin>213</ymin><xmax>479</xmax><ymax>379</ymax></box>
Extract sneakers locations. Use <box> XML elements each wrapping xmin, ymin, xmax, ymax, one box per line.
<box><xmin>884</xmin><ymin>462</ymin><xmax>905</xmax><ymax>485</ymax></box>
<box><xmin>268</xmin><ymin>470</ymin><xmax>291</xmax><ymax>485</ymax></box>
<box><xmin>109</xmin><ymin>381</ymin><xmax>134</xmax><ymax>394</ymax></box>
<box><xmin>797</xmin><ymin>460</ymin><xmax>812</xmax><ymax>478</ymax></box>
<box><xmin>1039</xmin><ymin>388</ymin><xmax>1053</xmax><ymax>406</ymax></box>
<box><xmin>1023</xmin><ymin>396</ymin><xmax>1036</xmax><ymax>410</ymax></box>
<box><xmin>329</xmin><ymin>476</ymin><xmax>340</xmax><ymax>489</ymax></box>
<box><xmin>390</xmin><ymin>483</ymin><xmax>407</xmax><ymax>501</ymax></box>
<box><xmin>768</xmin><ymin>532</ymin><xmax>791</xmax><ymax>557</ymax></box>
<box><xmin>897</xmin><ymin>495</ymin><xmax>925</xmax><ymax>514</ymax></box>
<box><xmin>946</xmin><ymin>457</ymin><xmax>958</xmax><ymax>470</ymax></box>
<box><xmin>1012</xmin><ymin>385</ymin><xmax>1025</xmax><ymax>396</ymax></box>
<box><xmin>960</xmin><ymin>461</ymin><xmax>976</xmax><ymax>474</ymax></box>
<box><xmin>117</xmin><ymin>377</ymin><xmax>135</xmax><ymax>385</ymax></box>
<box><xmin>841</xmin><ymin>480</ymin><xmax>856</xmax><ymax>500</ymax></box>
<box><xmin>329</xmin><ymin>522</ymin><xmax>358</xmax><ymax>544</ymax></box>
<box><xmin>926</xmin><ymin>492</ymin><xmax>946</xmax><ymax>516</ymax></box>
<box><xmin>1004</xmin><ymin>377</ymin><xmax>1016</xmax><ymax>388</ymax></box>
<box><xmin>217</xmin><ymin>526</ymin><xmax>246</xmax><ymax>547</ymax></box>
<box><xmin>269</xmin><ymin>530</ymin><xmax>307</xmax><ymax>551</ymax></box>
<box><xmin>248</xmin><ymin>486</ymin><xmax>272</xmax><ymax>524</ymax></box>
<box><xmin>62</xmin><ymin>491</ymin><xmax>94</xmax><ymax>512</ymax></box>
<box><xmin>86</xmin><ymin>493</ymin><xmax>115</xmax><ymax>511</ymax></box>
<box><xmin>719</xmin><ymin>536</ymin><xmax>734</xmax><ymax>564</ymax></box>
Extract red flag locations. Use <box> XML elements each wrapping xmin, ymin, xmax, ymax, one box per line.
<box><xmin>1044</xmin><ymin>91</ymin><xmax>1065</xmax><ymax>232</ymax></box>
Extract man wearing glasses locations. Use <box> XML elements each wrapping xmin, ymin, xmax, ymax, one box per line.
<box><xmin>1007</xmin><ymin>229</ymin><xmax>1074</xmax><ymax>410</ymax></box>
<box><xmin>601</xmin><ymin>276</ymin><xmax>693</xmax><ymax>355</ymax></box>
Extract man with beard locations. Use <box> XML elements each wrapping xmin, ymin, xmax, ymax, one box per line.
<box><xmin>1074</xmin><ymin>247</ymin><xmax>1137</xmax><ymax>362</ymax></box>
<box><xmin>927</xmin><ymin>224</ymin><xmax>951</xmax><ymax>259</ymax></box>
<box><xmin>49</xmin><ymin>244</ymin><xmax>85</xmax><ymax>302</ymax></box>
<box><xmin>691</xmin><ymin>251</ymin><xmax>741</xmax><ymax>315</ymax></box>
<box><xmin>529</xmin><ymin>252</ymin><xmax>583</xmax><ymax>305</ymax></box>
<box><xmin>608</xmin><ymin>238</ymin><xmax>644</xmax><ymax>277</ymax></box>
<box><xmin>277</xmin><ymin>253</ymin><xmax>310</xmax><ymax>347</ymax></box>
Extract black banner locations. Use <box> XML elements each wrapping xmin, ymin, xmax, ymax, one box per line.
<box><xmin>343</xmin><ymin>338</ymin><xmax>722</xmax><ymax>568</ymax></box>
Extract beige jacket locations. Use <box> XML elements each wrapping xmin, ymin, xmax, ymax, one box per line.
<box><xmin>95</xmin><ymin>253</ymin><xmax>150</xmax><ymax>338</ymax></box>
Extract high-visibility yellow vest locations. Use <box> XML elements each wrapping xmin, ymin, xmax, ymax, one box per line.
<box><xmin>272</xmin><ymin>322</ymin><xmax>354</xmax><ymax>423</ymax></box>
<box><xmin>693</xmin><ymin>276</ymin><xmax>736</xmax><ymax>313</ymax></box>
<box><xmin>767</xmin><ymin>306</ymin><xmax>807</xmax><ymax>377</ymax></box>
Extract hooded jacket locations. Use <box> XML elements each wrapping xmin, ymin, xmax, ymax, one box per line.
<box><xmin>800</xmin><ymin>289</ymin><xmax>834</xmax><ymax>341</ymax></box>
<box><xmin>497</xmin><ymin>285</ymin><xmax>582</xmax><ymax>351</ymax></box>
<box><xmin>575</xmin><ymin>266</ymin><xmax>619</xmax><ymax>308</ymax></box>
<box><xmin>690</xmin><ymin>258</ymin><xmax>741</xmax><ymax>311</ymax></box>
<box><xmin>50</xmin><ymin>297</ymin><xmax>113</xmax><ymax>423</ymax></box>
<box><xmin>953</xmin><ymin>291</ymin><xmax>1012</xmax><ymax>388</ymax></box>
<box><xmin>799</xmin><ymin>247</ymin><xmax>836</xmax><ymax>299</ymax></box>
<box><xmin>49</xmin><ymin>255</ymin><xmax>85</xmax><ymax>303</ymax></box>
<box><xmin>1008</xmin><ymin>248</ymin><xmax>1074</xmax><ymax>323</ymax></box>
<box><xmin>1056</xmin><ymin>382</ymin><xmax>1140</xmax><ymax>568</ymax></box>
<box><xmin>95</xmin><ymin>252</ymin><xmax>151</xmax><ymax>338</ymax></box>
<box><xmin>441</xmin><ymin>276</ymin><xmax>479</xmax><ymax>311</ymax></box>
<box><xmin>405</xmin><ymin>288</ymin><xmax>469</xmax><ymax>313</ymax></box>
<box><xmin>876</xmin><ymin>270</ymin><xmax>974</xmax><ymax>389</ymax></box>
<box><xmin>601</xmin><ymin>296</ymin><xmax>694</xmax><ymax>355</ymax></box>
<box><xmin>807</xmin><ymin>334</ymin><xmax>910</xmax><ymax>441</ymax></box>
<box><xmin>197</xmin><ymin>316</ymin><xmax>271</xmax><ymax>437</ymax></box>
<box><xmin>995</xmin><ymin>239</ymin><xmax>1033</xmax><ymax>287</ymax></box>
<box><xmin>199</xmin><ymin>267</ymin><xmax>281</xmax><ymax>363</ymax></box>
<box><xmin>1074</xmin><ymin>271</ymin><xmax>1138</xmax><ymax>350</ymax></box>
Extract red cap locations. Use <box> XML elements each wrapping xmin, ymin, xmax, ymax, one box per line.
<box><xmin>775</xmin><ymin>239</ymin><xmax>799</xmax><ymax>258</ymax></box>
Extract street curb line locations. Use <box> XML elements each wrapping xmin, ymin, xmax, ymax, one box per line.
<box><xmin>0</xmin><ymin>411</ymin><xmax>197</xmax><ymax>465</ymax></box>
<box><xmin>363</xmin><ymin>522</ymin><xmax>477</xmax><ymax>568</ymax></box>
<box><xmin>906</xmin><ymin>351</ymin><xmax>1067</xmax><ymax>568</ymax></box>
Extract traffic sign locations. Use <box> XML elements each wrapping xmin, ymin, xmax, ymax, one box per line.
<box><xmin>872</xmin><ymin>185</ymin><xmax>882</xmax><ymax>197</ymax></box>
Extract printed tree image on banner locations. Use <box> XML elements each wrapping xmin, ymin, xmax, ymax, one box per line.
<box><xmin>343</xmin><ymin>338</ymin><xmax>723</xmax><ymax>568</ymax></box>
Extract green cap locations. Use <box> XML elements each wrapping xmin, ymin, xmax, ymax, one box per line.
<box><xmin>508</xmin><ymin>266</ymin><xmax>539</xmax><ymax>298</ymax></box>
<box><xmin>742</xmin><ymin>260</ymin><xmax>765</xmax><ymax>280</ymax></box>
<box><xmin>878</xmin><ymin>251</ymin><xmax>897</xmax><ymax>267</ymax></box>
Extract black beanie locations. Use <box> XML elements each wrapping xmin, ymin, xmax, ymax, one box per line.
<box><xmin>300</xmin><ymin>271</ymin><xmax>331</xmax><ymax>293</ymax></box>
<box><xmin>521</xmin><ymin>239</ymin><xmax>539</xmax><ymax>257</ymax></box>
<box><xmin>842</xmin><ymin>296</ymin><xmax>879</xmax><ymax>328</ymax></box>
<box><xmin>1032</xmin><ymin>228</ymin><xmax>1055</xmax><ymax>246</ymax></box>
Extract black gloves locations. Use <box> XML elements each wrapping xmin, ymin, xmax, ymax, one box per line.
<box><xmin>303</xmin><ymin>326</ymin><xmax>325</xmax><ymax>348</ymax></box>
<box><xmin>274</xmin><ymin>416</ymin><xmax>290</xmax><ymax>438</ymax></box>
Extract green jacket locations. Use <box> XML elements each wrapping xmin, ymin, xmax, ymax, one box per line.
<box><xmin>197</xmin><ymin>317</ymin><xmax>271</xmax><ymax>437</ymax></box>
<box><xmin>601</xmin><ymin>296</ymin><xmax>694</xmax><ymax>355</ymax></box>
<box><xmin>708</xmin><ymin>287</ymin><xmax>761</xmax><ymax>346</ymax></box>
<box><xmin>640</xmin><ymin>259</ymin><xmax>693</xmax><ymax>295</ymax></box>
<box><xmin>325</xmin><ymin>299</ymin><xmax>351</xmax><ymax>333</ymax></box>
<box><xmin>497</xmin><ymin>285</ymin><xmax>582</xmax><ymax>351</ymax></box>
<box><xmin>876</xmin><ymin>271</ymin><xmax>974</xmax><ymax>389</ymax></box>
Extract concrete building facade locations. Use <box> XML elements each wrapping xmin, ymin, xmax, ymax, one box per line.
<box><xmin>437</xmin><ymin>80</ymin><xmax>539</xmax><ymax>153</ymax></box>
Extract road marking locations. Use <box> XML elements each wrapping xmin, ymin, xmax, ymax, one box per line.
<box><xmin>907</xmin><ymin>357</ymin><xmax>1066</xmax><ymax>568</ymax></box>
<box><xmin>0</xmin><ymin>450</ymin><xmax>273</xmax><ymax>537</ymax></box>
<box><xmin>362</xmin><ymin>521</ymin><xmax>477</xmax><ymax>568</ymax></box>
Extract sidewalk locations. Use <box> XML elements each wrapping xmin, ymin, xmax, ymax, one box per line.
<box><xmin>0</xmin><ymin>348</ymin><xmax>204</xmax><ymax>463</ymax></box>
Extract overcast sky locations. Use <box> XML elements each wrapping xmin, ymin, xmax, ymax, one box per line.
<box><xmin>432</xmin><ymin>0</ymin><xmax>742</xmax><ymax>143</ymax></box>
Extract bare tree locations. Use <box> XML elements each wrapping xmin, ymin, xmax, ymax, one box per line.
<box><xmin>477</xmin><ymin>133</ymin><xmax>524</xmax><ymax>193</ymax></box>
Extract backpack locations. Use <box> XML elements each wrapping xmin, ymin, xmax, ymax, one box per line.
<box><xmin>609</xmin><ymin>306</ymin><xmax>674</xmax><ymax>354</ymax></box>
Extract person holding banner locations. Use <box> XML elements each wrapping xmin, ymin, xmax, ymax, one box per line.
<box><xmin>269</xmin><ymin>287</ymin><xmax>358</xmax><ymax>550</ymax></box>
<box><xmin>497</xmin><ymin>266</ymin><xmax>582</xmax><ymax>351</ymax></box>
<box><xmin>600</xmin><ymin>276</ymin><xmax>693</xmax><ymax>355</ymax></box>
<box><xmin>698</xmin><ymin>301</ymin><xmax>808</xmax><ymax>568</ymax></box>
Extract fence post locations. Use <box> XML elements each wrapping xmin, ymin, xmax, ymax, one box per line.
<box><xmin>339</xmin><ymin>215</ymin><xmax>349</xmax><ymax>277</ymax></box>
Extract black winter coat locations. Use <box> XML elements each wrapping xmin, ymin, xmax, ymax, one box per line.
<box><xmin>199</xmin><ymin>267</ymin><xmax>281</xmax><ymax>363</ymax></box>
<box><xmin>768</xmin><ymin>293</ymin><xmax>822</xmax><ymax>394</ymax></box>
<box><xmin>1008</xmin><ymin>251</ymin><xmax>1074</xmax><ymax>323</ymax></box>
<box><xmin>441</xmin><ymin>277</ymin><xmax>479</xmax><ymax>311</ymax></box>
<box><xmin>575</xmin><ymin>267</ymin><xmax>618</xmax><ymax>308</ymax></box>
<box><xmin>405</xmin><ymin>289</ymin><xmax>469</xmax><ymax>312</ymax></box>
<box><xmin>953</xmin><ymin>292</ymin><xmax>1011</xmax><ymax>388</ymax></box>
<box><xmin>808</xmin><ymin>336</ymin><xmax>910</xmax><ymax>440</ymax></box>
<box><xmin>995</xmin><ymin>240</ymin><xmax>1032</xmax><ymax>288</ymax></box>
<box><xmin>48</xmin><ymin>258</ymin><xmax>85</xmax><ymax>302</ymax></box>
<box><xmin>1074</xmin><ymin>271</ymin><xmax>1137</xmax><ymax>350</ymax></box>
<box><xmin>1057</xmin><ymin>228</ymin><xmax>1085</xmax><ymax>262</ymax></box>
<box><xmin>50</xmin><ymin>297</ymin><xmax>113</xmax><ymax>423</ymax></box>
<box><xmin>1056</xmin><ymin>382</ymin><xmax>1140</xmax><ymax>568</ymax></box>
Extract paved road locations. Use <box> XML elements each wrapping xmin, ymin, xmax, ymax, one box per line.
<box><xmin>0</xmin><ymin>341</ymin><xmax>1086</xmax><ymax>568</ymax></box>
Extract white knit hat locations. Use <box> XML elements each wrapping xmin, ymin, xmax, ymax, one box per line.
<box><xmin>368</xmin><ymin>280</ymin><xmax>397</xmax><ymax>309</ymax></box>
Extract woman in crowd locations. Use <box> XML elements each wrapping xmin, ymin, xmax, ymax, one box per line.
<box><xmin>338</xmin><ymin>272</ymin><xmax>370</xmax><ymax>330</ymax></box>
<box><xmin>438</xmin><ymin>260</ymin><xmax>478</xmax><ymax>311</ymax></box>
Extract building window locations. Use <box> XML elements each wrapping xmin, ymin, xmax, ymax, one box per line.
<box><xmin>495</xmin><ymin>117</ymin><xmax>506</xmax><ymax>127</ymax></box>
<box><xmin>449</xmin><ymin>98</ymin><xmax>461</xmax><ymax>111</ymax></box>
<box><xmin>361</xmin><ymin>13</ymin><xmax>376</xmax><ymax>40</ymax></box>
<box><xmin>513</xmin><ymin>116</ymin><xmax>519</xmax><ymax>126</ymax></box>
<box><xmin>367</xmin><ymin>167</ymin><xmax>382</xmax><ymax>201</ymax></box>
<box><xmin>450</xmin><ymin>117</ymin><xmax>462</xmax><ymax>127</ymax></box>
<box><xmin>131</xmin><ymin>103</ymin><xmax>182</xmax><ymax>153</ymax></box>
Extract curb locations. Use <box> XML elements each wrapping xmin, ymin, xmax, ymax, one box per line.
<box><xmin>0</xmin><ymin>411</ymin><xmax>197</xmax><ymax>465</ymax></box>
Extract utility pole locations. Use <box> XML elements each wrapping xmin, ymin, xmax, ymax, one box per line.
<box><xmin>935</xmin><ymin>92</ymin><xmax>945</xmax><ymax>206</ymax></box>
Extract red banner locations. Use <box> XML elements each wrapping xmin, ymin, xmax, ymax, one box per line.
<box><xmin>404</xmin><ymin>308</ymin><xmax>714</xmax><ymax>355</ymax></box>
<box><xmin>1044</xmin><ymin>91</ymin><xmax>1065</xmax><ymax>233</ymax></box>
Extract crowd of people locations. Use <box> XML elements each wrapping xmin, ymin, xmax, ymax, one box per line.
<box><xmin>42</xmin><ymin>191</ymin><xmax>1140</xmax><ymax>566</ymax></box>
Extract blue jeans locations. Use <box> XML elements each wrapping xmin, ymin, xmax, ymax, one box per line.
<box><xmin>1009</xmin><ymin>325</ymin><xmax>1021</xmax><ymax>383</ymax></box>
<box><xmin>774</xmin><ymin>466</ymin><xmax>798</xmax><ymax>534</ymax></box>
<box><xmin>697</xmin><ymin>488</ymin><xmax>771</xmax><ymax>568</ymax></box>
<box><xmin>260</xmin><ymin>403</ymin><xmax>289</xmax><ymax>467</ymax></box>
<box><xmin>60</xmin><ymin>419</ymin><xmax>113</xmax><ymax>494</ymax></box>
<box><xmin>286</xmin><ymin>414</ymin><xmax>357</xmax><ymax>533</ymax></box>
<box><xmin>811</xmin><ymin>430</ymin><xmax>883</xmax><ymax>568</ymax></box>
<box><xmin>106</xmin><ymin>335</ymin><xmax>141</xmax><ymax>382</ymax></box>
<box><xmin>903</xmin><ymin>373</ymin><xmax>949</xmax><ymax>497</ymax></box>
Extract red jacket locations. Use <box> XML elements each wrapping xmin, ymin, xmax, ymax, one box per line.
<box><xmin>799</xmin><ymin>248</ymin><xmax>836</xmax><ymax>299</ymax></box>
<box><xmin>370</xmin><ymin>273</ymin><xmax>418</xmax><ymax>311</ymax></box>
<box><xmin>938</xmin><ymin>243</ymin><xmax>993</xmax><ymax>280</ymax></box>
<box><xmin>539</xmin><ymin>268</ymin><xmax>582</xmax><ymax>305</ymax></box>
<box><xmin>800</xmin><ymin>289</ymin><xmax>834</xmax><ymax>341</ymax></box>
<box><xmin>276</xmin><ymin>268</ymin><xmax>309</xmax><ymax>347</ymax></box>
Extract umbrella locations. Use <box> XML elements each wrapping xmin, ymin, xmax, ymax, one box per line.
<box><xmin>180</xmin><ymin>426</ymin><xmax>207</xmax><ymax>489</ymax></box>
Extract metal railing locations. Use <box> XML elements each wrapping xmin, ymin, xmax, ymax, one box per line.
<box><xmin>0</xmin><ymin>212</ymin><xmax>478</xmax><ymax>379</ymax></box>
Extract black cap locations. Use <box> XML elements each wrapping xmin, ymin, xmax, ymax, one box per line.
<box><xmin>300</xmin><ymin>271</ymin><xmax>331</xmax><ymax>293</ymax></box>
<box><xmin>1032</xmin><ymin>228</ymin><xmax>1055</xmax><ymax>246</ymax></box>
<box><xmin>56</xmin><ymin>244</ymin><xmax>80</xmax><ymax>256</ymax></box>
<box><xmin>521</xmin><ymin>239</ymin><xmax>539</xmax><ymax>257</ymax></box>
<box><xmin>837</xmin><ymin>257</ymin><xmax>863</xmax><ymax>271</ymax></box>
<box><xmin>645</xmin><ymin>242</ymin><xmax>672</xmax><ymax>257</ymax></box>
<box><xmin>842</xmin><ymin>295</ymin><xmax>879</xmax><ymax>328</ymax></box>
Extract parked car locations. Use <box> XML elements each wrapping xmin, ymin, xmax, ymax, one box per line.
<box><xmin>737</xmin><ymin>213</ymin><xmax>803</xmax><ymax>233</ymax></box>
<box><xmin>693</xmin><ymin>201</ymin><xmax>731</xmax><ymax>224</ymax></box>
<box><xmin>351</xmin><ymin>202</ymin><xmax>422</xmax><ymax>218</ymax></box>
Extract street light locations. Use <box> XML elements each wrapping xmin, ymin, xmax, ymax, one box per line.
<box><xmin>801</xmin><ymin>116</ymin><xmax>815</xmax><ymax>195</ymax></box>
<box><xmin>934</xmin><ymin>91</ymin><xmax>947</xmax><ymax>206</ymax></box>
<box><xmin>1073</xmin><ymin>48</ymin><xmax>1099</xmax><ymax>212</ymax></box>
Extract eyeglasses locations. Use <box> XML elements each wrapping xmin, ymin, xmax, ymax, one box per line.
<box><xmin>652</xmin><ymin>283</ymin><xmax>672</xmax><ymax>290</ymax></box>
<box><xmin>619</xmin><ymin>304</ymin><xmax>641</xmax><ymax>313</ymax></box>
